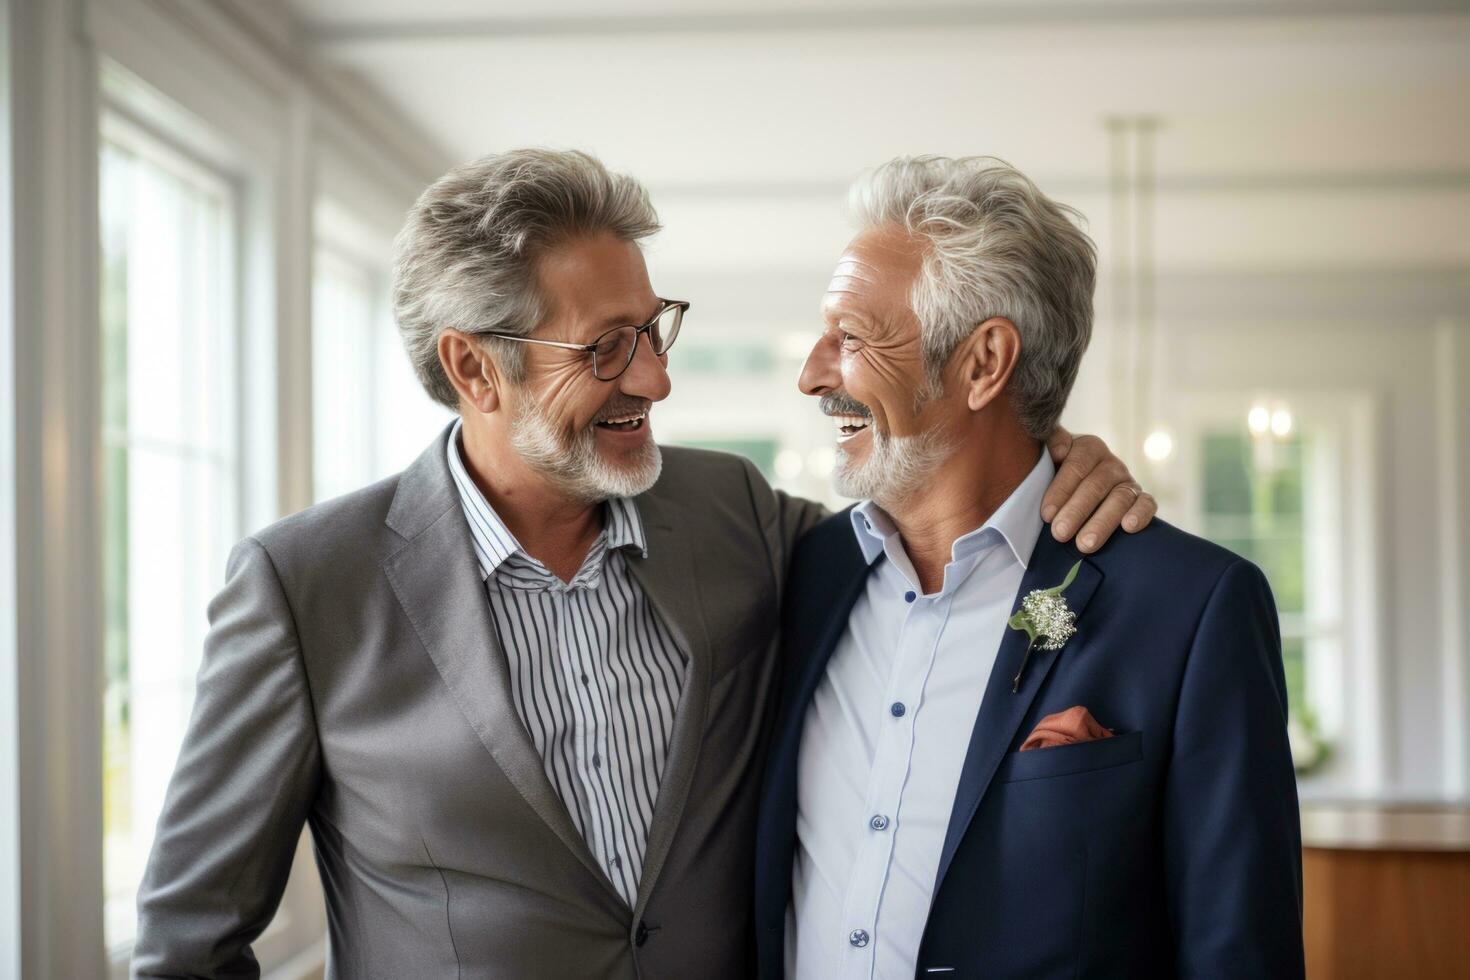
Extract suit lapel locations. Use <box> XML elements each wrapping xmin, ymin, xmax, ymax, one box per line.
<box><xmin>933</xmin><ymin>530</ymin><xmax>1104</xmax><ymax>893</ymax></box>
<box><xmin>624</xmin><ymin>493</ymin><xmax>714</xmax><ymax>918</ymax></box>
<box><xmin>380</xmin><ymin>428</ymin><xmax>621</xmax><ymax>904</ymax></box>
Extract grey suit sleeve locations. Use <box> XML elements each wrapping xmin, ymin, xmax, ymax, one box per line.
<box><xmin>739</xmin><ymin>456</ymin><xmax>829</xmax><ymax>571</ymax></box>
<box><xmin>132</xmin><ymin>537</ymin><xmax>323</xmax><ymax>979</ymax></box>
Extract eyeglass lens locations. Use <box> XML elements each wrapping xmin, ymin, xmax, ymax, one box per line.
<box><xmin>592</xmin><ymin>304</ymin><xmax>683</xmax><ymax>380</ymax></box>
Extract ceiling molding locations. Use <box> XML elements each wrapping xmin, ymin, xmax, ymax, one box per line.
<box><xmin>144</xmin><ymin>0</ymin><xmax>453</xmax><ymax>187</ymax></box>
<box><xmin>658</xmin><ymin>267</ymin><xmax>1470</xmax><ymax>326</ymax></box>
<box><xmin>303</xmin><ymin>1</ymin><xmax>1470</xmax><ymax>45</ymax></box>
<box><xmin>643</xmin><ymin>170</ymin><xmax>1470</xmax><ymax>201</ymax></box>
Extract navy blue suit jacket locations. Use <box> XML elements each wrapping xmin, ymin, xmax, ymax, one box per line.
<box><xmin>755</xmin><ymin>511</ymin><xmax>1305</xmax><ymax>979</ymax></box>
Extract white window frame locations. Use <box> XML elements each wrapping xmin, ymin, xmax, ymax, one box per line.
<box><xmin>312</xmin><ymin>143</ymin><xmax>453</xmax><ymax>480</ymax></box>
<box><xmin>312</xmin><ymin>197</ymin><xmax>395</xmax><ymax>501</ymax></box>
<box><xmin>1172</xmin><ymin>388</ymin><xmax>1387</xmax><ymax>798</ymax></box>
<box><xmin>92</xmin><ymin>58</ymin><xmax>326</xmax><ymax>980</ymax></box>
<box><xmin>0</xmin><ymin>1</ymin><xmax>22</xmax><ymax>976</ymax></box>
<box><xmin>9</xmin><ymin>0</ymin><xmax>108</xmax><ymax>974</ymax></box>
<box><xmin>97</xmin><ymin>105</ymin><xmax>246</xmax><ymax>960</ymax></box>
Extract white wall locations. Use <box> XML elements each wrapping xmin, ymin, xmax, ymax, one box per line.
<box><xmin>2</xmin><ymin>0</ymin><xmax>450</xmax><ymax>975</ymax></box>
<box><xmin>0</xmin><ymin>0</ymin><xmax>19</xmax><ymax>973</ymax></box>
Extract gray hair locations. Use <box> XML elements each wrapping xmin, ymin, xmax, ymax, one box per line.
<box><xmin>392</xmin><ymin>148</ymin><xmax>661</xmax><ymax>408</ymax></box>
<box><xmin>850</xmin><ymin>155</ymin><xmax>1096</xmax><ymax>439</ymax></box>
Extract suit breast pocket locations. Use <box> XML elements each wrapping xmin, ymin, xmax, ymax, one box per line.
<box><xmin>995</xmin><ymin>729</ymin><xmax>1144</xmax><ymax>783</ymax></box>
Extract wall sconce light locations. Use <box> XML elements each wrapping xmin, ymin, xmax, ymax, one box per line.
<box><xmin>1248</xmin><ymin>402</ymin><xmax>1293</xmax><ymax>441</ymax></box>
<box><xmin>1143</xmin><ymin>429</ymin><xmax>1174</xmax><ymax>462</ymax></box>
<box><xmin>1248</xmin><ymin>404</ymin><xmax>1272</xmax><ymax>436</ymax></box>
<box><xmin>1270</xmin><ymin>408</ymin><xmax>1293</xmax><ymax>438</ymax></box>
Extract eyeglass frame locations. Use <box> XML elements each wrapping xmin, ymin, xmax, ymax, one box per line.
<box><xmin>479</xmin><ymin>298</ymin><xmax>689</xmax><ymax>382</ymax></box>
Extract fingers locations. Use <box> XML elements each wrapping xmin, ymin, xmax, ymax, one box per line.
<box><xmin>1123</xmin><ymin>489</ymin><xmax>1158</xmax><ymax>534</ymax></box>
<box><xmin>1041</xmin><ymin>432</ymin><xmax>1102</xmax><ymax>523</ymax></box>
<box><xmin>1046</xmin><ymin>425</ymin><xmax>1074</xmax><ymax>464</ymax></box>
<box><xmin>1050</xmin><ymin>459</ymin><xmax>1129</xmax><ymax>542</ymax></box>
<box><xmin>1074</xmin><ymin>483</ymin><xmax>1142</xmax><ymax>552</ymax></box>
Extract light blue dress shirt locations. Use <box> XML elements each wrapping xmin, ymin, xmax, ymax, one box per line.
<box><xmin>787</xmin><ymin>449</ymin><xmax>1054</xmax><ymax>980</ymax></box>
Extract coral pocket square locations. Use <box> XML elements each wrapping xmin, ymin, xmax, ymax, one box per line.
<box><xmin>1020</xmin><ymin>706</ymin><xmax>1113</xmax><ymax>752</ymax></box>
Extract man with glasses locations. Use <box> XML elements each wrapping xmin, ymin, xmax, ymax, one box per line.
<box><xmin>133</xmin><ymin>149</ymin><xmax>1155</xmax><ymax>979</ymax></box>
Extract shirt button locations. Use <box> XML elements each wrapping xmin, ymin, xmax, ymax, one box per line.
<box><xmin>849</xmin><ymin>929</ymin><xmax>870</xmax><ymax>948</ymax></box>
<box><xmin>904</xmin><ymin>590</ymin><xmax>916</xmax><ymax>603</ymax></box>
<box><xmin>611</xmin><ymin>855</ymin><xmax>622</xmax><ymax>869</ymax></box>
<box><xmin>870</xmin><ymin>814</ymin><xmax>889</xmax><ymax>831</ymax></box>
<box><xmin>580</xmin><ymin>673</ymin><xmax>590</xmax><ymax>685</ymax></box>
<box><xmin>592</xmin><ymin>754</ymin><xmax>602</xmax><ymax>768</ymax></box>
<box><xmin>890</xmin><ymin>702</ymin><xmax>906</xmax><ymax>717</ymax></box>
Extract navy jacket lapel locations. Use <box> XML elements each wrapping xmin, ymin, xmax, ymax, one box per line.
<box><xmin>772</xmin><ymin>515</ymin><xmax>871</xmax><ymax>756</ymax></box>
<box><xmin>755</xmin><ymin>510</ymin><xmax>872</xmax><ymax>952</ymax></box>
<box><xmin>933</xmin><ymin>529</ymin><xmax>1104</xmax><ymax>893</ymax></box>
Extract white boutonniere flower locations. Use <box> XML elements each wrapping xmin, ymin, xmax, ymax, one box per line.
<box><xmin>1008</xmin><ymin>560</ymin><xmax>1082</xmax><ymax>692</ymax></box>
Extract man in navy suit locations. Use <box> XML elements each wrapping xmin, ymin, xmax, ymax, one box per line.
<box><xmin>755</xmin><ymin>156</ymin><xmax>1304</xmax><ymax>979</ymax></box>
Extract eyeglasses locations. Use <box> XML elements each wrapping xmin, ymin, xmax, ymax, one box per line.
<box><xmin>481</xmin><ymin>299</ymin><xmax>688</xmax><ymax>382</ymax></box>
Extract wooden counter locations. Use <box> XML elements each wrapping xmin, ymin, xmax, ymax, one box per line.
<box><xmin>1301</xmin><ymin>804</ymin><xmax>1470</xmax><ymax>980</ymax></box>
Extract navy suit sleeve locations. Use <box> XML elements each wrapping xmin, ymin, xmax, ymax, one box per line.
<box><xmin>1163</xmin><ymin>559</ymin><xmax>1305</xmax><ymax>978</ymax></box>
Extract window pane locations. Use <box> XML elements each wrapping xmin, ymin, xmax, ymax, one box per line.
<box><xmin>1281</xmin><ymin>635</ymin><xmax>1307</xmax><ymax>725</ymax></box>
<box><xmin>312</xmin><ymin>249</ymin><xmax>382</xmax><ymax>502</ymax></box>
<box><xmin>1200</xmin><ymin>430</ymin><xmax>1313</xmax><ymax>701</ymax></box>
<box><xmin>100</xmin><ymin>123</ymin><xmax>238</xmax><ymax>951</ymax></box>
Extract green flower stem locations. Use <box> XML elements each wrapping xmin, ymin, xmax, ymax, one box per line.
<box><xmin>1011</xmin><ymin>637</ymin><xmax>1036</xmax><ymax>693</ymax></box>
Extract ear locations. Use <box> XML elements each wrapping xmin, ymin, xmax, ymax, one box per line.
<box><xmin>438</xmin><ymin>329</ymin><xmax>502</xmax><ymax>415</ymax></box>
<box><xmin>957</xmin><ymin>316</ymin><xmax>1022</xmax><ymax>413</ymax></box>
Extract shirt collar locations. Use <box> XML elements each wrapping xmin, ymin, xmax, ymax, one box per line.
<box><xmin>446</xmin><ymin>418</ymin><xmax>649</xmax><ymax>581</ymax></box>
<box><xmin>849</xmin><ymin>447</ymin><xmax>1054</xmax><ymax>572</ymax></box>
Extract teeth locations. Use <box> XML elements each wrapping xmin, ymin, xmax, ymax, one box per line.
<box><xmin>600</xmin><ymin>413</ymin><xmax>646</xmax><ymax>425</ymax></box>
<box><xmin>830</xmin><ymin>414</ymin><xmax>870</xmax><ymax>430</ymax></box>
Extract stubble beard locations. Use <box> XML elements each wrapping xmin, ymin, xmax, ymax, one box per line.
<box><xmin>824</xmin><ymin>386</ymin><xmax>954</xmax><ymax>509</ymax></box>
<box><xmin>509</xmin><ymin>400</ymin><xmax>663</xmax><ymax>503</ymax></box>
<box><xmin>833</xmin><ymin>424</ymin><xmax>955</xmax><ymax>509</ymax></box>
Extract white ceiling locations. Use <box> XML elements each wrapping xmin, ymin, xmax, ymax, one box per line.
<box><xmin>290</xmin><ymin>1</ymin><xmax>1469</xmax><ymax>179</ymax></box>
<box><xmin>293</xmin><ymin>0</ymin><xmax>1467</xmax><ymax>29</ymax></box>
<box><xmin>285</xmin><ymin>0</ymin><xmax>1470</xmax><ymax>288</ymax></box>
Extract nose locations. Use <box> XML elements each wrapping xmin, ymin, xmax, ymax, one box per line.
<box><xmin>618</xmin><ymin>331</ymin><xmax>673</xmax><ymax>402</ymax></box>
<box><xmin>799</xmin><ymin>330</ymin><xmax>841</xmax><ymax>397</ymax></box>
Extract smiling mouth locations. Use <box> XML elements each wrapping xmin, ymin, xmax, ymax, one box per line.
<box><xmin>595</xmin><ymin>412</ymin><xmax>647</xmax><ymax>432</ymax></box>
<box><xmin>831</xmin><ymin>413</ymin><xmax>872</xmax><ymax>443</ymax></box>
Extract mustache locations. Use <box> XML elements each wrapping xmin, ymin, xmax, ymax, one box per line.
<box><xmin>593</xmin><ymin>395</ymin><xmax>652</xmax><ymax>423</ymax></box>
<box><xmin>819</xmin><ymin>391</ymin><xmax>873</xmax><ymax>418</ymax></box>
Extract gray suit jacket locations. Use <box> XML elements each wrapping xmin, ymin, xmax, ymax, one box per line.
<box><xmin>132</xmin><ymin>425</ymin><xmax>824</xmax><ymax>979</ymax></box>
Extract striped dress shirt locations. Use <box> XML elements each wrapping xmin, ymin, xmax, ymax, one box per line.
<box><xmin>446</xmin><ymin>420</ymin><xmax>687</xmax><ymax>906</ymax></box>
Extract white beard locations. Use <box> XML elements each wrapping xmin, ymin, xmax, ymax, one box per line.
<box><xmin>510</xmin><ymin>401</ymin><xmax>662</xmax><ymax>503</ymax></box>
<box><xmin>833</xmin><ymin>424</ymin><xmax>954</xmax><ymax>508</ymax></box>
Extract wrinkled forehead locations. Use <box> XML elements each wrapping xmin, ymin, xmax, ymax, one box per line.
<box><xmin>822</xmin><ymin>226</ymin><xmax>925</xmax><ymax>322</ymax></box>
<box><xmin>536</xmin><ymin>233</ymin><xmax>660</xmax><ymax>334</ymax></box>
